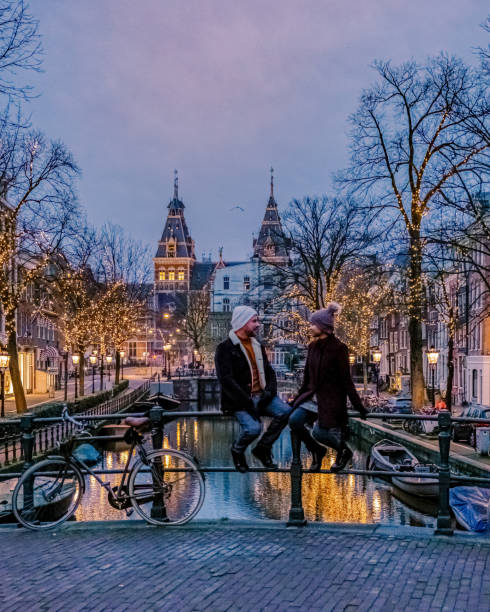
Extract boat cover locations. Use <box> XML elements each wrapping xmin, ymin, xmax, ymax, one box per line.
<box><xmin>449</xmin><ymin>486</ymin><xmax>490</xmax><ymax>532</ymax></box>
<box><xmin>73</xmin><ymin>443</ymin><xmax>102</xmax><ymax>466</ymax></box>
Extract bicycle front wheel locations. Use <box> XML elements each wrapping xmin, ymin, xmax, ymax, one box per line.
<box><xmin>129</xmin><ymin>449</ymin><xmax>205</xmax><ymax>526</ymax></box>
<box><xmin>12</xmin><ymin>458</ymin><xmax>84</xmax><ymax>530</ymax></box>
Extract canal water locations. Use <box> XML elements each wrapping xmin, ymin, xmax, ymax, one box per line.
<box><xmin>74</xmin><ymin>405</ymin><xmax>439</xmax><ymax>527</ymax></box>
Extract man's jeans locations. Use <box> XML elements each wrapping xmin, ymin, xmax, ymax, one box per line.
<box><xmin>232</xmin><ymin>396</ymin><xmax>291</xmax><ymax>453</ymax></box>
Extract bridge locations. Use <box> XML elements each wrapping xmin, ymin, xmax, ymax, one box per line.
<box><xmin>1</xmin><ymin>403</ymin><xmax>490</xmax><ymax>609</ymax></box>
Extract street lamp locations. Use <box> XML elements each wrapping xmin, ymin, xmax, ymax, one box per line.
<box><xmin>0</xmin><ymin>351</ymin><xmax>10</xmax><ymax>418</ymax></box>
<box><xmin>119</xmin><ymin>350</ymin><xmax>125</xmax><ymax>381</ymax></box>
<box><xmin>372</xmin><ymin>347</ymin><xmax>382</xmax><ymax>398</ymax></box>
<box><xmin>427</xmin><ymin>345</ymin><xmax>440</xmax><ymax>408</ymax></box>
<box><xmin>106</xmin><ymin>354</ymin><xmax>112</xmax><ymax>382</ymax></box>
<box><xmin>89</xmin><ymin>354</ymin><xmax>97</xmax><ymax>394</ymax></box>
<box><xmin>72</xmin><ymin>354</ymin><xmax>80</xmax><ymax>400</ymax></box>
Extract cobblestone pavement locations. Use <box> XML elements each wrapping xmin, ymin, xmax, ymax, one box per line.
<box><xmin>2</xmin><ymin>521</ymin><xmax>490</xmax><ymax>611</ymax></box>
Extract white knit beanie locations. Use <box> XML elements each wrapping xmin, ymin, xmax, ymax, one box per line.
<box><xmin>231</xmin><ymin>305</ymin><xmax>257</xmax><ymax>332</ymax></box>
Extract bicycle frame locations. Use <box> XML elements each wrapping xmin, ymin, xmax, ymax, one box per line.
<box><xmin>48</xmin><ymin>435</ymin><xmax>147</xmax><ymax>504</ymax></box>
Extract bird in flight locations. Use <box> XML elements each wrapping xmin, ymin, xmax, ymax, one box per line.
<box><xmin>229</xmin><ymin>205</ymin><xmax>245</xmax><ymax>212</ymax></box>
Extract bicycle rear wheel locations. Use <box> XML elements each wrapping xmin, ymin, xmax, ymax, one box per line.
<box><xmin>129</xmin><ymin>449</ymin><xmax>205</xmax><ymax>526</ymax></box>
<box><xmin>12</xmin><ymin>458</ymin><xmax>84</xmax><ymax>530</ymax></box>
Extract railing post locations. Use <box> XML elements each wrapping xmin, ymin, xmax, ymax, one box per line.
<box><xmin>20</xmin><ymin>413</ymin><xmax>35</xmax><ymax>509</ymax></box>
<box><xmin>20</xmin><ymin>413</ymin><xmax>35</xmax><ymax>470</ymax></box>
<box><xmin>287</xmin><ymin>430</ymin><xmax>307</xmax><ymax>526</ymax></box>
<box><xmin>435</xmin><ymin>410</ymin><xmax>453</xmax><ymax>536</ymax></box>
<box><xmin>149</xmin><ymin>406</ymin><xmax>167</xmax><ymax>520</ymax></box>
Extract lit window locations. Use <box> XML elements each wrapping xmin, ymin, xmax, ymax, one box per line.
<box><xmin>178</xmin><ymin>271</ymin><xmax>185</xmax><ymax>281</ymax></box>
<box><xmin>159</xmin><ymin>271</ymin><xmax>165</xmax><ymax>281</ymax></box>
<box><xmin>168</xmin><ymin>271</ymin><xmax>175</xmax><ymax>281</ymax></box>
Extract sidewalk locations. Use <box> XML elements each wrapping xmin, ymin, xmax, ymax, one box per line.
<box><xmin>2</xmin><ymin>521</ymin><xmax>489</xmax><ymax>611</ymax></box>
<box><xmin>3</xmin><ymin>368</ymin><xmax>148</xmax><ymax>417</ymax></box>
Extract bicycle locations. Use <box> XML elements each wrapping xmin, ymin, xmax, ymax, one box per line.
<box><xmin>12</xmin><ymin>406</ymin><xmax>205</xmax><ymax>531</ymax></box>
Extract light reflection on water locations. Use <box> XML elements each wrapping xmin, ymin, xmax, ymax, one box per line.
<box><xmin>74</xmin><ymin>411</ymin><xmax>437</xmax><ymax>528</ymax></box>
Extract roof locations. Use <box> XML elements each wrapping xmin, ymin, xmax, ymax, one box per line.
<box><xmin>190</xmin><ymin>261</ymin><xmax>216</xmax><ymax>290</ymax></box>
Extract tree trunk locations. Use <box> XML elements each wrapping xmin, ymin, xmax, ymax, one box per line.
<box><xmin>78</xmin><ymin>348</ymin><xmax>85</xmax><ymax>397</ymax></box>
<box><xmin>115</xmin><ymin>351</ymin><xmax>120</xmax><ymax>385</ymax></box>
<box><xmin>363</xmin><ymin>356</ymin><xmax>368</xmax><ymax>395</ymax></box>
<box><xmin>445</xmin><ymin>312</ymin><xmax>455</xmax><ymax>414</ymax></box>
<box><xmin>408</xmin><ymin>231</ymin><xmax>425</xmax><ymax>411</ymax></box>
<box><xmin>6</xmin><ymin>310</ymin><xmax>27</xmax><ymax>413</ymax></box>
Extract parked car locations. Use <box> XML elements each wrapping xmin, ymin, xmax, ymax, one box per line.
<box><xmin>386</xmin><ymin>396</ymin><xmax>412</xmax><ymax>415</ymax></box>
<box><xmin>451</xmin><ymin>405</ymin><xmax>490</xmax><ymax>447</ymax></box>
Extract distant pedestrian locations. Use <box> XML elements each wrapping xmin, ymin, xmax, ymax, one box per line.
<box><xmin>435</xmin><ymin>397</ymin><xmax>447</xmax><ymax>411</ymax></box>
<box><xmin>215</xmin><ymin>306</ymin><xmax>291</xmax><ymax>473</ymax></box>
<box><xmin>289</xmin><ymin>303</ymin><xmax>367</xmax><ymax>472</ymax></box>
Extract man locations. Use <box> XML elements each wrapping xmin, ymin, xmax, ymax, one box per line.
<box><xmin>215</xmin><ymin>305</ymin><xmax>291</xmax><ymax>473</ymax></box>
<box><xmin>289</xmin><ymin>302</ymin><xmax>367</xmax><ymax>472</ymax></box>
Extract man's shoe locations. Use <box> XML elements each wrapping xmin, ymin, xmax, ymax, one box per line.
<box><xmin>231</xmin><ymin>448</ymin><xmax>249</xmax><ymax>473</ymax></box>
<box><xmin>310</xmin><ymin>449</ymin><xmax>326</xmax><ymax>472</ymax></box>
<box><xmin>330</xmin><ymin>447</ymin><xmax>353</xmax><ymax>473</ymax></box>
<box><xmin>252</xmin><ymin>445</ymin><xmax>278</xmax><ymax>469</ymax></box>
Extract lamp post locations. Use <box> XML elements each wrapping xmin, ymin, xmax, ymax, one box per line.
<box><xmin>427</xmin><ymin>346</ymin><xmax>440</xmax><ymax>408</ymax></box>
<box><xmin>119</xmin><ymin>350</ymin><xmax>125</xmax><ymax>381</ymax></box>
<box><xmin>89</xmin><ymin>354</ymin><xmax>97</xmax><ymax>394</ymax></box>
<box><xmin>72</xmin><ymin>354</ymin><xmax>80</xmax><ymax>400</ymax></box>
<box><xmin>164</xmin><ymin>344</ymin><xmax>171</xmax><ymax>380</ymax></box>
<box><xmin>349</xmin><ymin>353</ymin><xmax>355</xmax><ymax>378</ymax></box>
<box><xmin>106</xmin><ymin>354</ymin><xmax>112</xmax><ymax>382</ymax></box>
<box><xmin>0</xmin><ymin>351</ymin><xmax>10</xmax><ymax>418</ymax></box>
<box><xmin>372</xmin><ymin>347</ymin><xmax>382</xmax><ymax>397</ymax></box>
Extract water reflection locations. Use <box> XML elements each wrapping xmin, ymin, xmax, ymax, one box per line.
<box><xmin>71</xmin><ymin>406</ymin><xmax>436</xmax><ymax>528</ymax></box>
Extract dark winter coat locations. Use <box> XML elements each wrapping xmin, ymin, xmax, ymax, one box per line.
<box><xmin>215</xmin><ymin>336</ymin><xmax>277</xmax><ymax>414</ymax></box>
<box><xmin>293</xmin><ymin>334</ymin><xmax>365</xmax><ymax>428</ymax></box>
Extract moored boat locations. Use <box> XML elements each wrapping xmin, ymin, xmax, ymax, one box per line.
<box><xmin>449</xmin><ymin>486</ymin><xmax>490</xmax><ymax>532</ymax></box>
<box><xmin>368</xmin><ymin>439</ymin><xmax>440</xmax><ymax>498</ymax></box>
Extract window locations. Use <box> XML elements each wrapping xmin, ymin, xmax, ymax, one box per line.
<box><xmin>159</xmin><ymin>271</ymin><xmax>165</xmax><ymax>281</ymax></box>
<box><xmin>168</xmin><ymin>270</ymin><xmax>175</xmax><ymax>281</ymax></box>
<box><xmin>243</xmin><ymin>275</ymin><xmax>250</xmax><ymax>291</ymax></box>
<box><xmin>178</xmin><ymin>270</ymin><xmax>185</xmax><ymax>281</ymax></box>
<box><xmin>223</xmin><ymin>276</ymin><xmax>229</xmax><ymax>290</ymax></box>
<box><xmin>472</xmin><ymin>369</ymin><xmax>478</xmax><ymax>399</ymax></box>
<box><xmin>223</xmin><ymin>298</ymin><xmax>230</xmax><ymax>312</ymax></box>
<box><xmin>167</xmin><ymin>243</ymin><xmax>176</xmax><ymax>257</ymax></box>
<box><xmin>129</xmin><ymin>342</ymin><xmax>137</xmax><ymax>358</ymax></box>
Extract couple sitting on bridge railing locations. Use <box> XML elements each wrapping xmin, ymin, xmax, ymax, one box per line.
<box><xmin>215</xmin><ymin>304</ymin><xmax>368</xmax><ymax>474</ymax></box>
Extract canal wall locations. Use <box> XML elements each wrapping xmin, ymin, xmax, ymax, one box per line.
<box><xmin>350</xmin><ymin>417</ymin><xmax>490</xmax><ymax>479</ymax></box>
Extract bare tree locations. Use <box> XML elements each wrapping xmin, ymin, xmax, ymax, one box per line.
<box><xmin>0</xmin><ymin>123</ymin><xmax>79</xmax><ymax>411</ymax></box>
<box><xmin>0</xmin><ymin>0</ymin><xmax>42</xmax><ymax>104</ymax></box>
<box><xmin>339</xmin><ymin>54</ymin><xmax>489</xmax><ymax>409</ymax></box>
<box><xmin>271</xmin><ymin>196</ymin><xmax>375</xmax><ymax>312</ymax></box>
<box><xmin>178</xmin><ymin>289</ymin><xmax>210</xmax><ymax>358</ymax></box>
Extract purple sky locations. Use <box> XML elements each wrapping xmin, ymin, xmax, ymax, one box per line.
<box><xmin>28</xmin><ymin>1</ymin><xmax>488</xmax><ymax>260</ymax></box>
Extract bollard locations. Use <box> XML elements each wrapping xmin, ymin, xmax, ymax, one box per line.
<box><xmin>435</xmin><ymin>410</ymin><xmax>453</xmax><ymax>535</ymax></box>
<box><xmin>287</xmin><ymin>430</ymin><xmax>307</xmax><ymax>526</ymax></box>
<box><xmin>149</xmin><ymin>405</ymin><xmax>167</xmax><ymax>520</ymax></box>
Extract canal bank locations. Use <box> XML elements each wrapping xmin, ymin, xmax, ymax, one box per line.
<box><xmin>350</xmin><ymin>417</ymin><xmax>490</xmax><ymax>478</ymax></box>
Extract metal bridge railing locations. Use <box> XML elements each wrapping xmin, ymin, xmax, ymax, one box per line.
<box><xmin>3</xmin><ymin>407</ymin><xmax>490</xmax><ymax>536</ymax></box>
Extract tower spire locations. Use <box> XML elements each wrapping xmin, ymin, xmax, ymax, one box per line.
<box><xmin>270</xmin><ymin>166</ymin><xmax>274</xmax><ymax>198</ymax></box>
<box><xmin>173</xmin><ymin>169</ymin><xmax>178</xmax><ymax>199</ymax></box>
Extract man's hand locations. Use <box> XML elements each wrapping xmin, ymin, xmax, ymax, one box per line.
<box><xmin>357</xmin><ymin>405</ymin><xmax>368</xmax><ymax>420</ymax></box>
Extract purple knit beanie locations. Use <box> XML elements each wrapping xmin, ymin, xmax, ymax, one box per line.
<box><xmin>310</xmin><ymin>302</ymin><xmax>342</xmax><ymax>332</ymax></box>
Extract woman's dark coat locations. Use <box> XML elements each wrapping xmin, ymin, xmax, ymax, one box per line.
<box><xmin>293</xmin><ymin>334</ymin><xmax>365</xmax><ymax>428</ymax></box>
<box><xmin>215</xmin><ymin>338</ymin><xmax>277</xmax><ymax>414</ymax></box>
